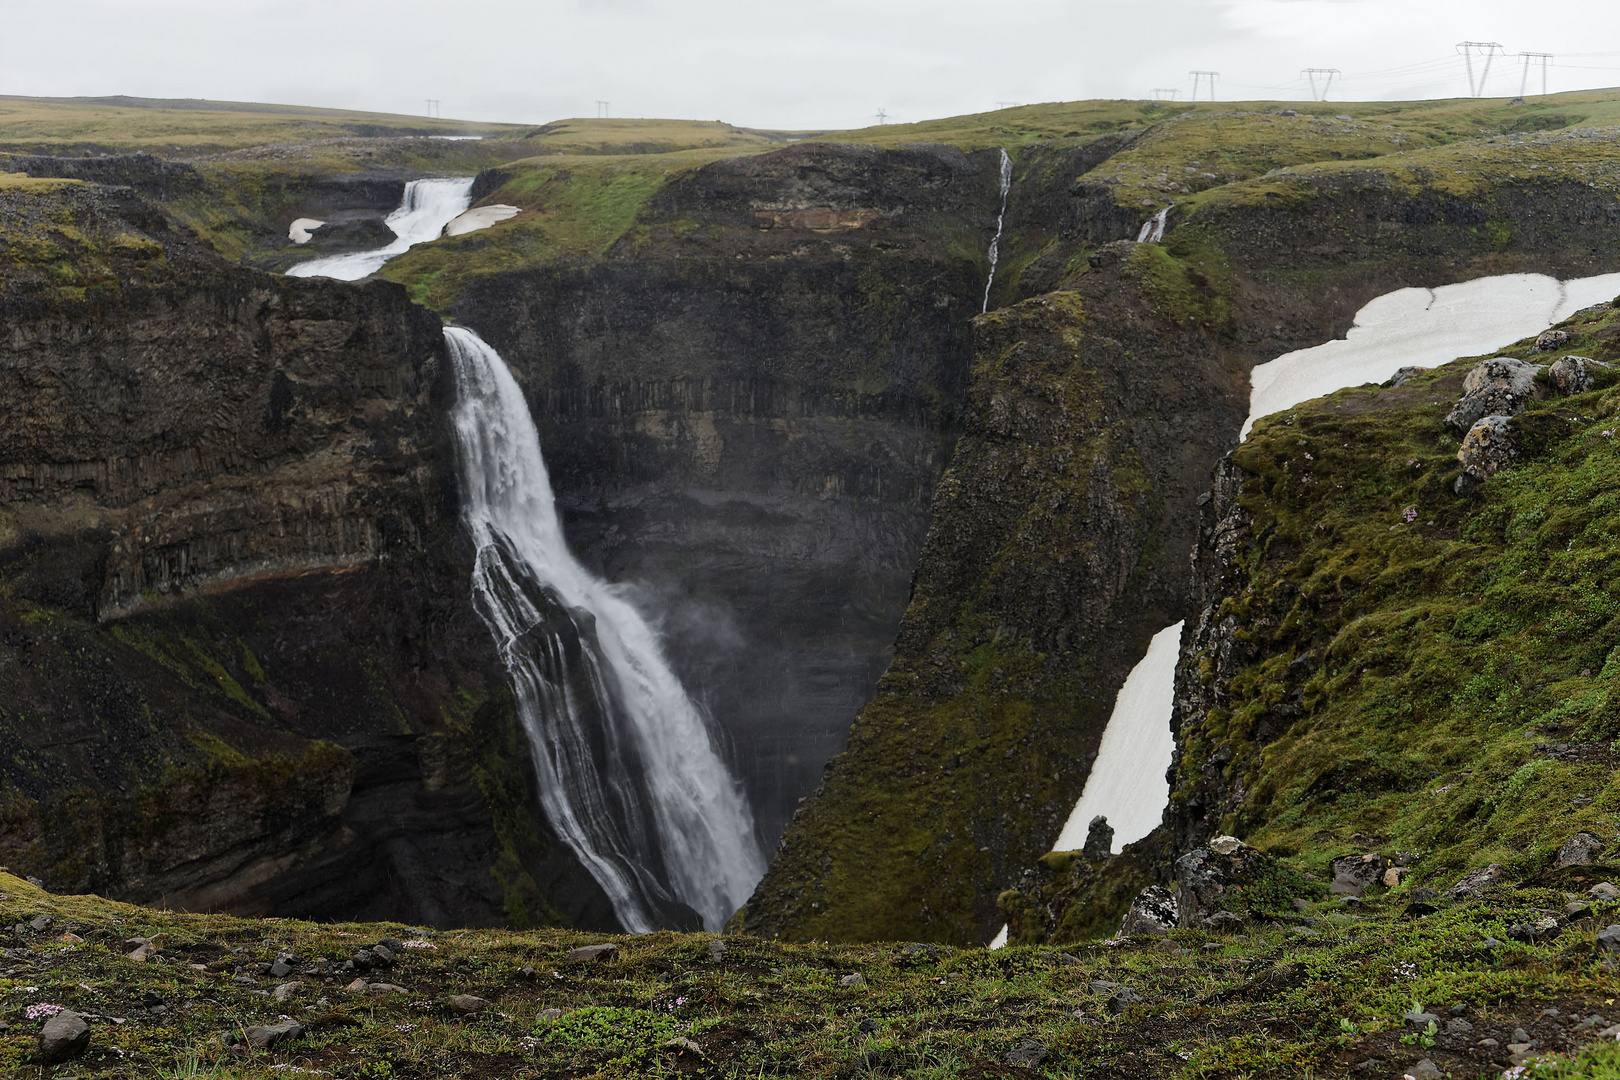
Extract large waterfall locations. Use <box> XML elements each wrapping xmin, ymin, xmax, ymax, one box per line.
<box><xmin>444</xmin><ymin>325</ymin><xmax>765</xmax><ymax>932</ymax></box>
<box><xmin>288</xmin><ymin>177</ymin><xmax>474</xmax><ymax>280</ymax></box>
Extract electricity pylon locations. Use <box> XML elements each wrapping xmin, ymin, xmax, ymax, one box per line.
<box><xmin>425</xmin><ymin>99</ymin><xmax>440</xmax><ymax>118</ymax></box>
<box><xmin>1189</xmin><ymin>71</ymin><xmax>1220</xmax><ymax>102</ymax></box>
<box><xmin>596</xmin><ymin>101</ymin><xmax>611</xmax><ymax>118</ymax></box>
<box><xmin>1518</xmin><ymin>52</ymin><xmax>1554</xmax><ymax>99</ymax></box>
<box><xmin>1457</xmin><ymin>42</ymin><xmax>1505</xmax><ymax>98</ymax></box>
<box><xmin>1302</xmin><ymin>69</ymin><xmax>1341</xmax><ymax>102</ymax></box>
<box><xmin>1151</xmin><ymin>88</ymin><xmax>1181</xmax><ymax>101</ymax></box>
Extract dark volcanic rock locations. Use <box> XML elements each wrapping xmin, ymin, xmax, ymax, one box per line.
<box><xmin>0</xmin><ymin>180</ymin><xmax>614</xmax><ymax>931</ymax></box>
<box><xmin>1176</xmin><ymin>836</ymin><xmax>1266</xmax><ymax>928</ymax></box>
<box><xmin>39</xmin><ymin>1009</ymin><xmax>90</xmax><ymax>1063</ymax></box>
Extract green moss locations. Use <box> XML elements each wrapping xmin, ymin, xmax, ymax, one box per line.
<box><xmin>1176</xmin><ymin>303</ymin><xmax>1620</xmax><ymax>890</ymax></box>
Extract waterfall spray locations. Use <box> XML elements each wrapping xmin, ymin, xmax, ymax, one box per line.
<box><xmin>444</xmin><ymin>325</ymin><xmax>766</xmax><ymax>932</ymax></box>
<box><xmin>982</xmin><ymin>149</ymin><xmax>1012</xmax><ymax>312</ymax></box>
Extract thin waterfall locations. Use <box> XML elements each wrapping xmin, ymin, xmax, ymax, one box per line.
<box><xmin>444</xmin><ymin>325</ymin><xmax>765</xmax><ymax>932</ymax></box>
<box><xmin>288</xmin><ymin>177</ymin><xmax>475</xmax><ymax>280</ymax></box>
<box><xmin>1136</xmin><ymin>205</ymin><xmax>1170</xmax><ymax>244</ymax></box>
<box><xmin>982</xmin><ymin>149</ymin><xmax>1012</xmax><ymax>312</ymax></box>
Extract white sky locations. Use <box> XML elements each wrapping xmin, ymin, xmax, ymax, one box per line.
<box><xmin>7</xmin><ymin>0</ymin><xmax>1619</xmax><ymax>129</ymax></box>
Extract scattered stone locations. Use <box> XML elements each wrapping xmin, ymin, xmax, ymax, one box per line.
<box><xmin>899</xmin><ymin>943</ymin><xmax>937</xmax><ymax>958</ymax></box>
<box><xmin>662</xmin><ymin>1036</ymin><xmax>704</xmax><ymax>1056</ymax></box>
<box><xmin>1506</xmin><ymin>917</ymin><xmax>1560</xmax><ymax>943</ymax></box>
<box><xmin>858</xmin><ymin>1018</ymin><xmax>878</xmax><ymax>1033</ymax></box>
<box><xmin>1596</xmin><ymin>924</ymin><xmax>1620</xmax><ymax>953</ymax></box>
<box><xmin>536</xmin><ymin>1008</ymin><xmax>563</xmax><ymax>1022</ymax></box>
<box><xmin>269</xmin><ymin>959</ymin><xmax>293</xmax><ymax>979</ymax></box>
<box><xmin>1554</xmin><ymin>831</ymin><xmax>1605</xmax><ymax>869</ymax></box>
<box><xmin>1202</xmin><ymin>942</ymin><xmax>1223</xmax><ymax>952</ymax></box>
<box><xmin>1405</xmin><ymin>1058</ymin><xmax>1442</xmax><ymax>1080</ymax></box>
<box><xmin>1048</xmin><ymin>951</ymin><xmax>1082</xmax><ymax>967</ymax></box>
<box><xmin>1482</xmin><ymin>937</ymin><xmax>1502</xmax><ymax>949</ymax></box>
<box><xmin>1445</xmin><ymin>357</ymin><xmax>1541</xmax><ymax>434</ymax></box>
<box><xmin>272</xmin><ymin>982</ymin><xmax>299</xmax><ymax>1002</ymax></box>
<box><xmin>1176</xmin><ymin>837</ymin><xmax>1265</xmax><ymax>928</ymax></box>
<box><xmin>1573</xmin><ymin>793</ymin><xmax>1595</xmax><ymax>809</ymax></box>
<box><xmin>1403</xmin><ymin>1010</ymin><xmax>1440</xmax><ymax>1028</ymax></box>
<box><xmin>708</xmin><ymin>939</ymin><xmax>726</xmax><ymax>961</ymax></box>
<box><xmin>1330</xmin><ymin>852</ymin><xmax>1390</xmax><ymax>896</ymax></box>
<box><xmin>345</xmin><ymin>978</ymin><xmax>368</xmax><ymax>992</ymax></box>
<box><xmin>1410</xmin><ymin>888</ymin><xmax>1438</xmax><ymax>902</ymax></box>
<box><xmin>1566</xmin><ymin>901</ymin><xmax>1593</xmax><ymax>920</ymax></box>
<box><xmin>1445</xmin><ymin>864</ymin><xmax>1506</xmax><ymax>900</ymax></box>
<box><xmin>28</xmin><ymin>914</ymin><xmax>52</xmax><ymax>933</ymax></box>
<box><xmin>1087</xmin><ymin>980</ymin><xmax>1119</xmax><ymax>994</ymax></box>
<box><xmin>1446</xmin><ymin>1017</ymin><xmax>1473</xmax><ymax>1035</ymax></box>
<box><xmin>1200</xmin><ymin>911</ymin><xmax>1245</xmax><ymax>932</ymax></box>
<box><xmin>1119</xmin><ymin>885</ymin><xmax>1179</xmax><ymax>936</ymax></box>
<box><xmin>1384</xmin><ymin>365</ymin><xmax>1428</xmax><ymax>389</ymax></box>
<box><xmin>1513</xmin><ymin>1027</ymin><xmax>1532</xmax><ymax>1044</ymax></box>
<box><xmin>1590</xmin><ymin>882</ymin><xmax>1619</xmax><ymax>901</ymax></box>
<box><xmin>25</xmin><ymin>876</ymin><xmax>44</xmax><ymax>889</ymax></box>
<box><xmin>1548</xmin><ymin>355</ymin><xmax>1609</xmax><ymax>393</ymax></box>
<box><xmin>1449</xmin><ymin>1003</ymin><xmax>1468</xmax><ymax>1016</ymax></box>
<box><xmin>377</xmin><ymin>938</ymin><xmax>405</xmax><ymax>953</ymax></box>
<box><xmin>245</xmin><ymin>1020</ymin><xmax>303</xmax><ymax>1049</ymax></box>
<box><xmin>367</xmin><ymin>983</ymin><xmax>408</xmax><ymax>994</ymax></box>
<box><xmin>1290</xmin><ymin>926</ymin><xmax>1318</xmax><ymax>937</ymax></box>
<box><xmin>1478</xmin><ymin>1038</ymin><xmax>1500</xmax><ymax>1050</ymax></box>
<box><xmin>1403</xmin><ymin>902</ymin><xmax>1438</xmax><ymax>919</ymax></box>
<box><xmin>1105</xmin><ymin>987</ymin><xmax>1142</xmax><ymax>1014</ymax></box>
<box><xmin>447</xmin><ymin>994</ymin><xmax>491</xmax><ymax>1014</ymax></box>
<box><xmin>371</xmin><ymin>945</ymin><xmax>394</xmax><ymax>965</ymax></box>
<box><xmin>1079</xmin><ymin>815</ymin><xmax>1114</xmax><ymax>863</ymax></box>
<box><xmin>568</xmin><ymin>943</ymin><xmax>619</xmax><ymax>962</ymax></box>
<box><xmin>1456</xmin><ymin>414</ymin><xmax>1519</xmax><ymax>492</ymax></box>
<box><xmin>1004</xmin><ymin>1040</ymin><xmax>1048</xmax><ymax>1068</ymax></box>
<box><xmin>39</xmin><ymin>1009</ymin><xmax>90</xmax><ymax>1063</ymax></box>
<box><xmin>839</xmin><ymin>973</ymin><xmax>866</xmax><ymax>987</ymax></box>
<box><xmin>1383</xmin><ymin>866</ymin><xmax>1411</xmax><ymax>888</ymax></box>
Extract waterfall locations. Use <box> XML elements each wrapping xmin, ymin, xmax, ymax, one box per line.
<box><xmin>981</xmin><ymin>149</ymin><xmax>1012</xmax><ymax>313</ymax></box>
<box><xmin>444</xmin><ymin>325</ymin><xmax>766</xmax><ymax>932</ymax></box>
<box><xmin>1135</xmin><ymin>206</ymin><xmax>1170</xmax><ymax>244</ymax></box>
<box><xmin>287</xmin><ymin>177</ymin><xmax>475</xmax><ymax>281</ymax></box>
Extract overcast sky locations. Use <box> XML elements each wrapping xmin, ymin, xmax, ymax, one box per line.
<box><xmin>6</xmin><ymin>0</ymin><xmax>1618</xmax><ymax>130</ymax></box>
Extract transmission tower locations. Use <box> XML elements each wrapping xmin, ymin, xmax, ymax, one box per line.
<box><xmin>596</xmin><ymin>101</ymin><xmax>611</xmax><ymax>118</ymax></box>
<box><xmin>1518</xmin><ymin>52</ymin><xmax>1554</xmax><ymax>99</ymax></box>
<box><xmin>1457</xmin><ymin>42</ymin><xmax>1505</xmax><ymax>98</ymax></box>
<box><xmin>995</xmin><ymin>101</ymin><xmax>1023</xmax><ymax>109</ymax></box>
<box><xmin>874</xmin><ymin>108</ymin><xmax>889</xmax><ymax>124</ymax></box>
<box><xmin>1189</xmin><ymin>71</ymin><xmax>1220</xmax><ymax>102</ymax></box>
<box><xmin>1151</xmin><ymin>88</ymin><xmax>1181</xmax><ymax>101</ymax></box>
<box><xmin>1301</xmin><ymin>69</ymin><xmax>1341</xmax><ymax>102</ymax></box>
<box><xmin>424</xmin><ymin>99</ymin><xmax>440</xmax><ymax>118</ymax></box>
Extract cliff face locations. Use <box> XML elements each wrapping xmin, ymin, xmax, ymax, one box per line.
<box><xmin>0</xmin><ymin>181</ymin><xmax>613</xmax><ymax>929</ymax></box>
<box><xmin>438</xmin><ymin>143</ymin><xmax>1020</xmax><ymax>849</ymax></box>
<box><xmin>750</xmin><ymin>126</ymin><xmax>1620</xmax><ymax>944</ymax></box>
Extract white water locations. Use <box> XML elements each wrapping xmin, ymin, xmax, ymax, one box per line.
<box><xmin>287</xmin><ymin>177</ymin><xmax>475</xmax><ymax>281</ymax></box>
<box><xmin>1244</xmin><ymin>270</ymin><xmax>1620</xmax><ymax>436</ymax></box>
<box><xmin>444</xmin><ymin>325</ymin><xmax>765</xmax><ymax>932</ymax></box>
<box><xmin>1053</xmin><ymin>621</ymin><xmax>1184</xmax><ymax>855</ymax></box>
<box><xmin>981</xmin><ymin>149</ymin><xmax>1012</xmax><ymax>313</ymax></box>
<box><xmin>1136</xmin><ymin>206</ymin><xmax>1170</xmax><ymax>244</ymax></box>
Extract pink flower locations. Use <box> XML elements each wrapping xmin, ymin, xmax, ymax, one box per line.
<box><xmin>24</xmin><ymin>1003</ymin><xmax>64</xmax><ymax>1020</ymax></box>
<box><xmin>1402</xmin><ymin>507</ymin><xmax>1417</xmax><ymax>523</ymax></box>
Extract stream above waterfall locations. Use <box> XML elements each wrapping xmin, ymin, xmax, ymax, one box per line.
<box><xmin>288</xmin><ymin>177</ymin><xmax>474</xmax><ymax>281</ymax></box>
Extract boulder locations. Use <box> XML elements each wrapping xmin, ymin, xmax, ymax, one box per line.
<box><xmin>1445</xmin><ymin>357</ymin><xmax>1540</xmax><ymax>434</ymax></box>
<box><xmin>1590</xmin><ymin>882</ymin><xmax>1620</xmax><ymax>901</ymax></box>
<box><xmin>839</xmin><ymin>973</ymin><xmax>865</xmax><ymax>987</ymax></box>
<box><xmin>447</xmin><ymin>994</ymin><xmax>491</xmax><ymax>1014</ymax></box>
<box><xmin>1506</xmin><ymin>917</ymin><xmax>1560</xmax><ymax>943</ymax></box>
<box><xmin>245</xmin><ymin>1020</ymin><xmax>303</xmax><ymax>1049</ymax></box>
<box><xmin>1329</xmin><ymin>853</ymin><xmax>1390</xmax><ymax>897</ymax></box>
<box><xmin>1445</xmin><ymin>863</ymin><xmax>1506</xmax><ymax>899</ymax></box>
<box><xmin>39</xmin><ymin>1009</ymin><xmax>89</xmax><ymax>1064</ymax></box>
<box><xmin>1118</xmin><ymin>885</ymin><xmax>1178</xmax><ymax>937</ymax></box>
<box><xmin>1532</xmin><ymin>328</ymin><xmax>1574</xmax><ymax>353</ymax></box>
<box><xmin>1597</xmin><ymin>925</ymin><xmax>1620</xmax><ymax>953</ymax></box>
<box><xmin>1553</xmin><ymin>831</ymin><xmax>1605</xmax><ymax>869</ymax></box>
<box><xmin>1547</xmin><ymin>355</ymin><xmax>1609</xmax><ymax>395</ymax></box>
<box><xmin>1174</xmin><ymin>835</ymin><xmax>1265</xmax><ymax>928</ymax></box>
<box><xmin>1105</xmin><ymin>986</ymin><xmax>1142</xmax><ymax>1014</ymax></box>
<box><xmin>1200</xmin><ymin>911</ymin><xmax>1246</xmax><ymax>932</ymax></box>
<box><xmin>1004</xmin><ymin>1040</ymin><xmax>1049</xmax><ymax>1067</ymax></box>
<box><xmin>1081</xmin><ymin>815</ymin><xmax>1114</xmax><ymax>863</ymax></box>
<box><xmin>567</xmin><ymin>943</ymin><xmax>619</xmax><ymax>962</ymax></box>
<box><xmin>1384</xmin><ymin>366</ymin><xmax>1428</xmax><ymax>389</ymax></box>
<box><xmin>1455</xmin><ymin>415</ymin><xmax>1517</xmax><ymax>493</ymax></box>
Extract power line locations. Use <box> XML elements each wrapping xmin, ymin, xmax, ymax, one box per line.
<box><xmin>1301</xmin><ymin>68</ymin><xmax>1341</xmax><ymax>101</ymax></box>
<box><xmin>1457</xmin><ymin>41</ymin><xmax>1505</xmax><ymax>97</ymax></box>
<box><xmin>1518</xmin><ymin>52</ymin><xmax>1554</xmax><ymax>99</ymax></box>
<box><xmin>1189</xmin><ymin>70</ymin><xmax>1220</xmax><ymax>102</ymax></box>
